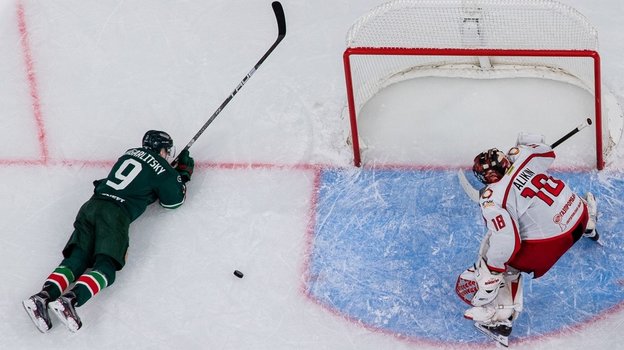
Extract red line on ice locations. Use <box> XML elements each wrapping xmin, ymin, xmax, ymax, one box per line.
<box><xmin>300</xmin><ymin>166</ymin><xmax>322</xmax><ymax>296</ymax></box>
<box><xmin>17</xmin><ymin>2</ymin><xmax>48</xmax><ymax>164</ymax></box>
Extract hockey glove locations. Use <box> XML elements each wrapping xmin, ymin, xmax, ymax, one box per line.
<box><xmin>175</xmin><ymin>150</ymin><xmax>194</xmax><ymax>183</ymax></box>
<box><xmin>471</xmin><ymin>257</ymin><xmax>504</xmax><ymax>307</ymax></box>
<box><xmin>516</xmin><ymin>132</ymin><xmax>545</xmax><ymax>146</ymax></box>
<box><xmin>92</xmin><ymin>179</ymin><xmax>105</xmax><ymax>193</ymax></box>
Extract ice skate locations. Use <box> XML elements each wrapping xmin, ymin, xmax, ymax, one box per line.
<box><xmin>474</xmin><ymin>321</ymin><xmax>511</xmax><ymax>347</ymax></box>
<box><xmin>48</xmin><ymin>292</ymin><xmax>82</xmax><ymax>332</ymax></box>
<box><xmin>22</xmin><ymin>292</ymin><xmax>52</xmax><ymax>333</ymax></box>
<box><xmin>583</xmin><ymin>192</ymin><xmax>600</xmax><ymax>242</ymax></box>
<box><xmin>583</xmin><ymin>228</ymin><xmax>600</xmax><ymax>241</ymax></box>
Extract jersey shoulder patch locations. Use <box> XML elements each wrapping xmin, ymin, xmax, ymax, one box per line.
<box><xmin>507</xmin><ymin>147</ymin><xmax>520</xmax><ymax>156</ymax></box>
<box><xmin>481</xmin><ymin>188</ymin><xmax>493</xmax><ymax>199</ymax></box>
<box><xmin>480</xmin><ymin>188</ymin><xmax>497</xmax><ymax>208</ymax></box>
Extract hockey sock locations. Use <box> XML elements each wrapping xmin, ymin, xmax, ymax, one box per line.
<box><xmin>73</xmin><ymin>271</ymin><xmax>108</xmax><ymax>307</ymax></box>
<box><xmin>43</xmin><ymin>266</ymin><xmax>75</xmax><ymax>300</ymax></box>
<box><xmin>72</xmin><ymin>255</ymin><xmax>117</xmax><ymax>307</ymax></box>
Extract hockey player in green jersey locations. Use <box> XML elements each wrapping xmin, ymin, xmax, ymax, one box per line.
<box><xmin>22</xmin><ymin>130</ymin><xmax>195</xmax><ymax>333</ymax></box>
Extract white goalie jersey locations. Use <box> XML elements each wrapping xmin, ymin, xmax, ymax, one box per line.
<box><xmin>478</xmin><ymin>143</ymin><xmax>588</xmax><ymax>278</ymax></box>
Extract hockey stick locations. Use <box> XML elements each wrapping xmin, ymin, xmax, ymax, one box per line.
<box><xmin>171</xmin><ymin>1</ymin><xmax>287</xmax><ymax>167</ymax></box>
<box><xmin>458</xmin><ymin>168</ymin><xmax>481</xmax><ymax>203</ymax></box>
<box><xmin>550</xmin><ymin>118</ymin><xmax>592</xmax><ymax>148</ymax></box>
<box><xmin>459</xmin><ymin>118</ymin><xmax>593</xmax><ymax>202</ymax></box>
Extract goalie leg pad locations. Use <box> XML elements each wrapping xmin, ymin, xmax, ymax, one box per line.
<box><xmin>585</xmin><ymin>192</ymin><xmax>598</xmax><ymax>222</ymax></box>
<box><xmin>582</xmin><ymin>192</ymin><xmax>601</xmax><ymax>241</ymax></box>
<box><xmin>464</xmin><ymin>273</ymin><xmax>523</xmax><ymax>324</ymax></box>
<box><xmin>464</xmin><ymin>304</ymin><xmax>496</xmax><ymax>323</ymax></box>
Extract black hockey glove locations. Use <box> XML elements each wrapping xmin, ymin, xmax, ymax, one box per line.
<box><xmin>175</xmin><ymin>149</ymin><xmax>194</xmax><ymax>183</ymax></box>
<box><xmin>92</xmin><ymin>178</ymin><xmax>105</xmax><ymax>193</ymax></box>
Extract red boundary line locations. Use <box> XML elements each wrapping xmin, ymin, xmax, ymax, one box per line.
<box><xmin>17</xmin><ymin>1</ymin><xmax>48</xmax><ymax>164</ymax></box>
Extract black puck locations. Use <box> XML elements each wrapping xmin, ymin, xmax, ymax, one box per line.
<box><xmin>233</xmin><ymin>270</ymin><xmax>244</xmax><ymax>278</ymax></box>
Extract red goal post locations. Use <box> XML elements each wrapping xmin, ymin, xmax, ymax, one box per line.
<box><xmin>343</xmin><ymin>0</ymin><xmax>609</xmax><ymax>169</ymax></box>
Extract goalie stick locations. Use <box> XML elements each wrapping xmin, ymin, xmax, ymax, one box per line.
<box><xmin>551</xmin><ymin>118</ymin><xmax>593</xmax><ymax>148</ymax></box>
<box><xmin>172</xmin><ymin>1</ymin><xmax>287</xmax><ymax>167</ymax></box>
<box><xmin>458</xmin><ymin>169</ymin><xmax>481</xmax><ymax>203</ymax></box>
<box><xmin>459</xmin><ymin>118</ymin><xmax>593</xmax><ymax>203</ymax></box>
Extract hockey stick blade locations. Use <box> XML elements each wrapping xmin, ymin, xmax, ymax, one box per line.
<box><xmin>272</xmin><ymin>2</ymin><xmax>286</xmax><ymax>38</ymax></box>
<box><xmin>171</xmin><ymin>2</ymin><xmax>287</xmax><ymax>166</ymax></box>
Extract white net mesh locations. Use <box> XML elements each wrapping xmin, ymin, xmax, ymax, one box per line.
<box><xmin>347</xmin><ymin>0</ymin><xmax>597</xmax><ymax>50</ymax></box>
<box><xmin>344</xmin><ymin>0</ymin><xmax>619</xmax><ymax>167</ymax></box>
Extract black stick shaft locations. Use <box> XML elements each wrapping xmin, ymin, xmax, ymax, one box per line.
<box><xmin>550</xmin><ymin>118</ymin><xmax>592</xmax><ymax>149</ymax></box>
<box><xmin>172</xmin><ymin>1</ymin><xmax>286</xmax><ymax>166</ymax></box>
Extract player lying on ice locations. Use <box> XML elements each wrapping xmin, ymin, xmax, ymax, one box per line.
<box><xmin>455</xmin><ymin>133</ymin><xmax>600</xmax><ymax>347</ymax></box>
<box><xmin>22</xmin><ymin>130</ymin><xmax>194</xmax><ymax>333</ymax></box>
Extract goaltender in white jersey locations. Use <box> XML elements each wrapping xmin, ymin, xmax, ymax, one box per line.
<box><xmin>455</xmin><ymin>133</ymin><xmax>600</xmax><ymax>347</ymax></box>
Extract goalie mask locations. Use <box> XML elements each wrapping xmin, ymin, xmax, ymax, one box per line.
<box><xmin>472</xmin><ymin>148</ymin><xmax>511</xmax><ymax>184</ymax></box>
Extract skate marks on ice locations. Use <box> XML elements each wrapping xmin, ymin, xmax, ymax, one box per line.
<box><xmin>304</xmin><ymin>167</ymin><xmax>624</xmax><ymax>347</ymax></box>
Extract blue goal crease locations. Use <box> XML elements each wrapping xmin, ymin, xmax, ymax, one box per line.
<box><xmin>306</xmin><ymin>168</ymin><xmax>624</xmax><ymax>344</ymax></box>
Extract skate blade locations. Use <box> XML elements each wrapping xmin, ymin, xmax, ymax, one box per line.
<box><xmin>49</xmin><ymin>301</ymin><xmax>80</xmax><ymax>333</ymax></box>
<box><xmin>474</xmin><ymin>323</ymin><xmax>509</xmax><ymax>348</ymax></box>
<box><xmin>22</xmin><ymin>299</ymin><xmax>51</xmax><ymax>333</ymax></box>
<box><xmin>586</xmin><ymin>231</ymin><xmax>604</xmax><ymax>246</ymax></box>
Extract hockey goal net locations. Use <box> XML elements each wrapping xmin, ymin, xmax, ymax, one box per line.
<box><xmin>344</xmin><ymin>0</ymin><xmax>618</xmax><ymax>169</ymax></box>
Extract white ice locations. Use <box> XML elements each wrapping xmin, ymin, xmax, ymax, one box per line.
<box><xmin>1</xmin><ymin>0</ymin><xmax>623</xmax><ymax>349</ymax></box>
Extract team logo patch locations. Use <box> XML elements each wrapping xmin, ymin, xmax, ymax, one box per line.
<box><xmin>553</xmin><ymin>213</ymin><xmax>562</xmax><ymax>224</ymax></box>
<box><xmin>482</xmin><ymin>200</ymin><xmax>495</xmax><ymax>208</ymax></box>
<box><xmin>481</xmin><ymin>189</ymin><xmax>493</xmax><ymax>199</ymax></box>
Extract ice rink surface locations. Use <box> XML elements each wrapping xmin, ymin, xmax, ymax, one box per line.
<box><xmin>1</xmin><ymin>1</ymin><xmax>624</xmax><ymax>349</ymax></box>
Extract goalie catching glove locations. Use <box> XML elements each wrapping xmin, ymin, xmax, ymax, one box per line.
<box><xmin>175</xmin><ymin>149</ymin><xmax>194</xmax><ymax>183</ymax></box>
<box><xmin>456</xmin><ymin>257</ymin><xmax>504</xmax><ymax>307</ymax></box>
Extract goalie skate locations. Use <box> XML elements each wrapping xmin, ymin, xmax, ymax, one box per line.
<box><xmin>22</xmin><ymin>292</ymin><xmax>52</xmax><ymax>333</ymax></box>
<box><xmin>583</xmin><ymin>192</ymin><xmax>601</xmax><ymax>243</ymax></box>
<box><xmin>474</xmin><ymin>322</ymin><xmax>511</xmax><ymax>348</ymax></box>
<box><xmin>49</xmin><ymin>293</ymin><xmax>82</xmax><ymax>332</ymax></box>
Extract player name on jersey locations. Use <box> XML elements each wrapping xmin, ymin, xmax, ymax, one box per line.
<box><xmin>125</xmin><ymin>149</ymin><xmax>167</xmax><ymax>175</ymax></box>
<box><xmin>512</xmin><ymin>168</ymin><xmax>535</xmax><ymax>190</ymax></box>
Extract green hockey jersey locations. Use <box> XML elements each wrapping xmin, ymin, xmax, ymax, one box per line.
<box><xmin>94</xmin><ymin>147</ymin><xmax>186</xmax><ymax>221</ymax></box>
